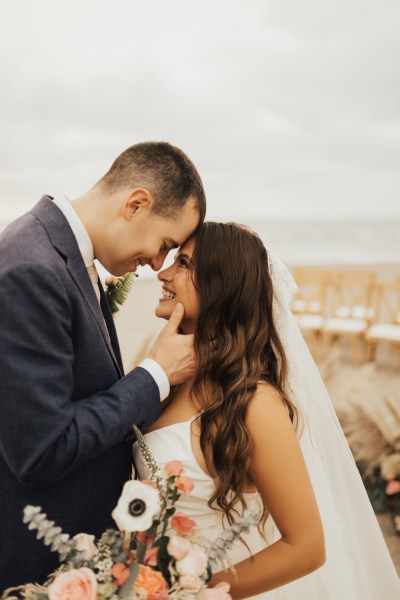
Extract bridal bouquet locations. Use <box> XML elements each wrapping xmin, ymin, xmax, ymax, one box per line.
<box><xmin>3</xmin><ymin>426</ymin><xmax>258</xmax><ymax>600</ymax></box>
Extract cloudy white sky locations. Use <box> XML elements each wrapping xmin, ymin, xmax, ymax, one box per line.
<box><xmin>0</xmin><ymin>0</ymin><xmax>399</xmax><ymax>223</ymax></box>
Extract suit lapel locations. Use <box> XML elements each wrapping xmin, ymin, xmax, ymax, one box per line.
<box><xmin>30</xmin><ymin>196</ymin><xmax>122</xmax><ymax>377</ymax></box>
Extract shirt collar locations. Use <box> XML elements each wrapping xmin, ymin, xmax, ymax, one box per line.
<box><xmin>52</xmin><ymin>195</ymin><xmax>94</xmax><ymax>267</ymax></box>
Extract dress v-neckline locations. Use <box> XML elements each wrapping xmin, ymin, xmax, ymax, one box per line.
<box><xmin>143</xmin><ymin>415</ymin><xmax>198</xmax><ymax>437</ymax></box>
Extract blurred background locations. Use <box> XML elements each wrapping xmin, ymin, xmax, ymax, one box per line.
<box><xmin>1</xmin><ymin>0</ymin><xmax>400</xmax><ymax>567</ymax></box>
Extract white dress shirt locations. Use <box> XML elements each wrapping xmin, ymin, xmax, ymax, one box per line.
<box><xmin>52</xmin><ymin>194</ymin><xmax>169</xmax><ymax>401</ymax></box>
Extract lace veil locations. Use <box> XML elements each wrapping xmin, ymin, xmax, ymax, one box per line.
<box><xmin>266</xmin><ymin>252</ymin><xmax>400</xmax><ymax>599</ymax></box>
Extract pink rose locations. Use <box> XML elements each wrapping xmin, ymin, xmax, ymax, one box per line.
<box><xmin>180</xmin><ymin>573</ymin><xmax>203</xmax><ymax>592</ymax></box>
<box><xmin>199</xmin><ymin>582</ymin><xmax>232</xmax><ymax>599</ymax></box>
<box><xmin>165</xmin><ymin>460</ymin><xmax>184</xmax><ymax>478</ymax></box>
<box><xmin>174</xmin><ymin>476</ymin><xmax>195</xmax><ymax>495</ymax></box>
<box><xmin>48</xmin><ymin>568</ymin><xmax>97</xmax><ymax>600</ymax></box>
<box><xmin>167</xmin><ymin>535</ymin><xmax>191</xmax><ymax>560</ymax></box>
<box><xmin>171</xmin><ymin>512</ymin><xmax>197</xmax><ymax>534</ymax></box>
<box><xmin>73</xmin><ymin>533</ymin><xmax>97</xmax><ymax>560</ymax></box>
<box><xmin>386</xmin><ymin>480</ymin><xmax>400</xmax><ymax>495</ymax></box>
<box><xmin>175</xmin><ymin>544</ymin><xmax>208</xmax><ymax>577</ymax></box>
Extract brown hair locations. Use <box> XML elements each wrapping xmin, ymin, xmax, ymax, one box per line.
<box><xmin>98</xmin><ymin>141</ymin><xmax>206</xmax><ymax>222</ymax></box>
<box><xmin>191</xmin><ymin>222</ymin><xmax>298</xmax><ymax>527</ymax></box>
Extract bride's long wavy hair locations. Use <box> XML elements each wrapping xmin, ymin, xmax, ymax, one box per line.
<box><xmin>190</xmin><ymin>222</ymin><xmax>298</xmax><ymax>527</ymax></box>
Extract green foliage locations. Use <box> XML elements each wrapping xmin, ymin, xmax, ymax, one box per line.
<box><xmin>105</xmin><ymin>273</ymin><xmax>137</xmax><ymax>314</ymax></box>
<box><xmin>154</xmin><ymin>535</ymin><xmax>172</xmax><ymax>585</ymax></box>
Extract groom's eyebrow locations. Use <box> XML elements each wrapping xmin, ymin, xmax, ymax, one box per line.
<box><xmin>165</xmin><ymin>237</ymin><xmax>179</xmax><ymax>249</ymax></box>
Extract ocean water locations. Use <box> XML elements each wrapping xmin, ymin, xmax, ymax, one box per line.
<box><xmin>245</xmin><ymin>219</ymin><xmax>400</xmax><ymax>266</ymax></box>
<box><xmin>1</xmin><ymin>217</ymin><xmax>399</xmax><ymax>268</ymax></box>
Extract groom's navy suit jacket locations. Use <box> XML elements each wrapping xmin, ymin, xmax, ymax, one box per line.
<box><xmin>0</xmin><ymin>196</ymin><xmax>160</xmax><ymax>591</ymax></box>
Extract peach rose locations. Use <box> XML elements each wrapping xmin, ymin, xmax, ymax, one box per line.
<box><xmin>48</xmin><ymin>568</ymin><xmax>97</xmax><ymax>600</ymax></box>
<box><xmin>171</xmin><ymin>512</ymin><xmax>197</xmax><ymax>534</ymax></box>
<box><xmin>174</xmin><ymin>476</ymin><xmax>194</xmax><ymax>495</ymax></box>
<box><xmin>175</xmin><ymin>544</ymin><xmax>208</xmax><ymax>577</ymax></box>
<box><xmin>112</xmin><ymin>563</ymin><xmax>131</xmax><ymax>587</ymax></box>
<box><xmin>73</xmin><ymin>533</ymin><xmax>97</xmax><ymax>560</ymax></box>
<box><xmin>199</xmin><ymin>582</ymin><xmax>232</xmax><ymax>599</ymax></box>
<box><xmin>167</xmin><ymin>534</ymin><xmax>191</xmax><ymax>560</ymax></box>
<box><xmin>165</xmin><ymin>460</ymin><xmax>184</xmax><ymax>478</ymax></box>
<box><xmin>386</xmin><ymin>479</ymin><xmax>400</xmax><ymax>495</ymax></box>
<box><xmin>134</xmin><ymin>564</ymin><xmax>169</xmax><ymax>600</ymax></box>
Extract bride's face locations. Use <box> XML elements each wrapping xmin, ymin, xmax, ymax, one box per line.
<box><xmin>156</xmin><ymin>237</ymin><xmax>199</xmax><ymax>333</ymax></box>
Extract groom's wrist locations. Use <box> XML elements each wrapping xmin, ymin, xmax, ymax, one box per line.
<box><xmin>139</xmin><ymin>358</ymin><xmax>170</xmax><ymax>401</ymax></box>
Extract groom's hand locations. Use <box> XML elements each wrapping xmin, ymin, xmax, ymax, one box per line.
<box><xmin>148</xmin><ymin>303</ymin><xmax>196</xmax><ymax>386</ymax></box>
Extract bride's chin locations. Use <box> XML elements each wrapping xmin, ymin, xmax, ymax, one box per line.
<box><xmin>155</xmin><ymin>305</ymin><xmax>172</xmax><ymax>320</ymax></box>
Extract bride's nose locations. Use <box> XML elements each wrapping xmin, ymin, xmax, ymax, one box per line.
<box><xmin>157</xmin><ymin>265</ymin><xmax>173</xmax><ymax>282</ymax></box>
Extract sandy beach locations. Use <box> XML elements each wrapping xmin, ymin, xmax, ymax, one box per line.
<box><xmin>113</xmin><ymin>262</ymin><xmax>400</xmax><ymax>574</ymax></box>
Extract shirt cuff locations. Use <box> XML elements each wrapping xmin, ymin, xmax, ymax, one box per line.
<box><xmin>139</xmin><ymin>358</ymin><xmax>170</xmax><ymax>401</ymax></box>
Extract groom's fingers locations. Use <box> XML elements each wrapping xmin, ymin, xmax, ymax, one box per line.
<box><xmin>161</xmin><ymin>303</ymin><xmax>184</xmax><ymax>336</ymax></box>
<box><xmin>147</xmin><ymin>303</ymin><xmax>197</xmax><ymax>386</ymax></box>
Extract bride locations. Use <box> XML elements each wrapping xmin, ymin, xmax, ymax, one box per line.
<box><xmin>133</xmin><ymin>222</ymin><xmax>400</xmax><ymax>599</ymax></box>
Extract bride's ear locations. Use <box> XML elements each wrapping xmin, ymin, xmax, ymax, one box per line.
<box><xmin>122</xmin><ymin>188</ymin><xmax>153</xmax><ymax>220</ymax></box>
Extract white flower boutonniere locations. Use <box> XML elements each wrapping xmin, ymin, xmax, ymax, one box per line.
<box><xmin>105</xmin><ymin>273</ymin><xmax>137</xmax><ymax>314</ymax></box>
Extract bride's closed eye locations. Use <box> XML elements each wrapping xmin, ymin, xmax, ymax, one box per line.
<box><xmin>173</xmin><ymin>252</ymin><xmax>191</xmax><ymax>269</ymax></box>
<box><xmin>178</xmin><ymin>258</ymin><xmax>189</xmax><ymax>269</ymax></box>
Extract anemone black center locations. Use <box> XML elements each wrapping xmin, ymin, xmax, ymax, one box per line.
<box><xmin>128</xmin><ymin>498</ymin><xmax>146</xmax><ymax>517</ymax></box>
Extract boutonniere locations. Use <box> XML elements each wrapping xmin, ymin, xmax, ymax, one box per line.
<box><xmin>105</xmin><ymin>273</ymin><xmax>138</xmax><ymax>314</ymax></box>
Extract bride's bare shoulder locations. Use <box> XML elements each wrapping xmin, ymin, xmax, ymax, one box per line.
<box><xmin>253</xmin><ymin>381</ymin><xmax>285</xmax><ymax>405</ymax></box>
<box><xmin>245</xmin><ymin>382</ymin><xmax>291</xmax><ymax>430</ymax></box>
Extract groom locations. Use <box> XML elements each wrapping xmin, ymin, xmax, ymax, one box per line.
<box><xmin>0</xmin><ymin>142</ymin><xmax>206</xmax><ymax>590</ymax></box>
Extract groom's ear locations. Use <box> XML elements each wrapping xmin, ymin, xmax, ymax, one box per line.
<box><xmin>122</xmin><ymin>188</ymin><xmax>153</xmax><ymax>221</ymax></box>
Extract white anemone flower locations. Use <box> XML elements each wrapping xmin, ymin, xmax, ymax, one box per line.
<box><xmin>112</xmin><ymin>480</ymin><xmax>161</xmax><ymax>532</ymax></box>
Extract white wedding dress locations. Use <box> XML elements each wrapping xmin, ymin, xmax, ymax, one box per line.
<box><xmin>133</xmin><ymin>417</ymin><xmax>275</xmax><ymax>599</ymax></box>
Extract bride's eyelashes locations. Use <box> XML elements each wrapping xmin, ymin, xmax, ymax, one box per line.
<box><xmin>173</xmin><ymin>253</ymin><xmax>191</xmax><ymax>270</ymax></box>
<box><xmin>178</xmin><ymin>258</ymin><xmax>189</xmax><ymax>269</ymax></box>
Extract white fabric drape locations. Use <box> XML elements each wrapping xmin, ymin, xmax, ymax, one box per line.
<box><xmin>265</xmin><ymin>253</ymin><xmax>400</xmax><ymax>599</ymax></box>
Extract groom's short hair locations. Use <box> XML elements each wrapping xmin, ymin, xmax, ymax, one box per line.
<box><xmin>98</xmin><ymin>141</ymin><xmax>206</xmax><ymax>221</ymax></box>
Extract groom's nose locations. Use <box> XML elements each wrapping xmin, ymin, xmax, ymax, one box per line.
<box><xmin>149</xmin><ymin>254</ymin><xmax>165</xmax><ymax>272</ymax></box>
<box><xmin>150</xmin><ymin>247</ymin><xmax>170</xmax><ymax>271</ymax></box>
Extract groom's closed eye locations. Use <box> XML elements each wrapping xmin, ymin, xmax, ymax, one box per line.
<box><xmin>163</xmin><ymin>237</ymin><xmax>179</xmax><ymax>252</ymax></box>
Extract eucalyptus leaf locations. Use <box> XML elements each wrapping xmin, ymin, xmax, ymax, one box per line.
<box><xmin>118</xmin><ymin>562</ymin><xmax>139</xmax><ymax>598</ymax></box>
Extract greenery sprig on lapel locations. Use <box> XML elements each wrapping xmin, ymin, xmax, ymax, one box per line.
<box><xmin>105</xmin><ymin>273</ymin><xmax>137</xmax><ymax>314</ymax></box>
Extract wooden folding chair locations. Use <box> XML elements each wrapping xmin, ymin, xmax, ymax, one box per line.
<box><xmin>322</xmin><ymin>270</ymin><xmax>376</xmax><ymax>364</ymax></box>
<box><xmin>366</xmin><ymin>279</ymin><xmax>400</xmax><ymax>366</ymax></box>
<box><xmin>291</xmin><ymin>268</ymin><xmax>331</xmax><ymax>357</ymax></box>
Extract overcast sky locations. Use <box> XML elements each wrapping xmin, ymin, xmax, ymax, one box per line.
<box><xmin>0</xmin><ymin>0</ymin><xmax>399</xmax><ymax>223</ymax></box>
